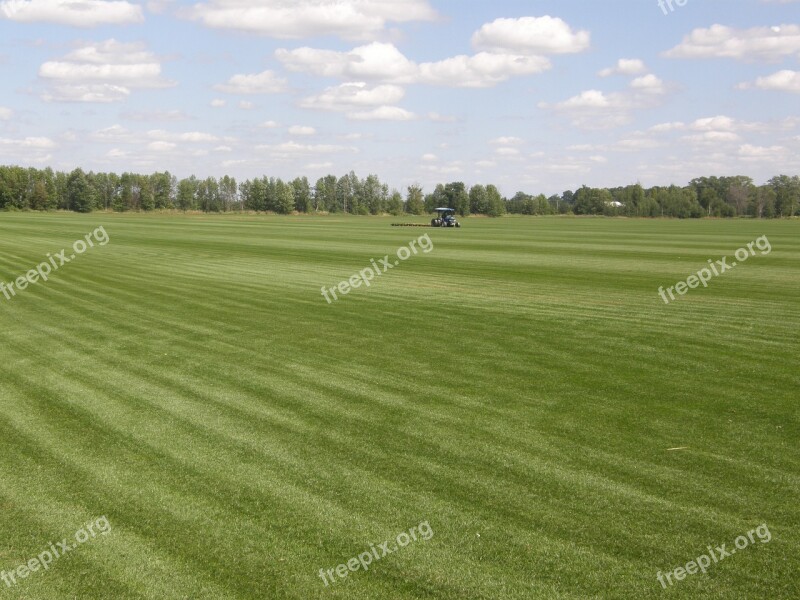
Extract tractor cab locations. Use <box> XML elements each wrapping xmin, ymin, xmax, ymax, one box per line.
<box><xmin>432</xmin><ymin>208</ymin><xmax>461</xmax><ymax>228</ymax></box>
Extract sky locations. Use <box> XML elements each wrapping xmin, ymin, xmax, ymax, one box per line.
<box><xmin>0</xmin><ymin>0</ymin><xmax>799</xmax><ymax>197</ymax></box>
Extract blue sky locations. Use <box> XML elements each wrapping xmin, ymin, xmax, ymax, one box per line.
<box><xmin>1</xmin><ymin>0</ymin><xmax>799</xmax><ymax>196</ymax></box>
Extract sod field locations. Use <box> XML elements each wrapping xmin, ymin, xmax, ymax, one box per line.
<box><xmin>0</xmin><ymin>212</ymin><xmax>798</xmax><ymax>599</ymax></box>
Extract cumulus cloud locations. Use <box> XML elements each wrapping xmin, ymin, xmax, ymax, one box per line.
<box><xmin>630</xmin><ymin>74</ymin><xmax>666</xmax><ymax>94</ymax></box>
<box><xmin>277</xmin><ymin>42</ymin><xmax>418</xmax><ymax>81</ymax></box>
<box><xmin>120</xmin><ymin>109</ymin><xmax>189</xmax><ymax>121</ymax></box>
<box><xmin>471</xmin><ymin>16</ymin><xmax>590</xmax><ymax>55</ymax></box>
<box><xmin>185</xmin><ymin>0</ymin><xmax>437</xmax><ymax>41</ymax></box>
<box><xmin>664</xmin><ymin>24</ymin><xmax>800</xmax><ymax>61</ymax></box>
<box><xmin>38</xmin><ymin>39</ymin><xmax>173</xmax><ymax>102</ymax></box>
<box><xmin>214</xmin><ymin>70</ymin><xmax>287</xmax><ymax>94</ymax></box>
<box><xmin>0</xmin><ymin>106</ymin><xmax>11</xmax><ymax>120</ymax></box>
<box><xmin>598</xmin><ymin>58</ymin><xmax>647</xmax><ymax>77</ymax></box>
<box><xmin>0</xmin><ymin>0</ymin><xmax>143</xmax><ymax>26</ymax></box>
<box><xmin>256</xmin><ymin>141</ymin><xmax>357</xmax><ymax>156</ymax></box>
<box><xmin>738</xmin><ymin>143</ymin><xmax>788</xmax><ymax>161</ymax></box>
<box><xmin>418</xmin><ymin>52</ymin><xmax>551</xmax><ymax>88</ymax></box>
<box><xmin>490</xmin><ymin>136</ymin><xmax>524</xmax><ymax>145</ymax></box>
<box><xmin>299</xmin><ymin>82</ymin><xmax>405</xmax><ymax>111</ymax></box>
<box><xmin>540</xmin><ymin>74</ymin><xmax>669</xmax><ymax>129</ymax></box>
<box><xmin>288</xmin><ymin>125</ymin><xmax>316</xmax><ymax>135</ymax></box>
<box><xmin>147</xmin><ymin>140</ymin><xmax>176</xmax><ymax>151</ymax></box>
<box><xmin>0</xmin><ymin>136</ymin><xmax>55</xmax><ymax>148</ymax></box>
<box><xmin>739</xmin><ymin>69</ymin><xmax>800</xmax><ymax>93</ymax></box>
<box><xmin>347</xmin><ymin>106</ymin><xmax>415</xmax><ymax>120</ymax></box>
<box><xmin>277</xmin><ymin>41</ymin><xmax>551</xmax><ymax>88</ymax></box>
<box><xmin>648</xmin><ymin>115</ymin><xmax>800</xmax><ymax>135</ymax></box>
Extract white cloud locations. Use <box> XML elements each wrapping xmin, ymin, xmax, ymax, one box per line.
<box><xmin>664</xmin><ymin>24</ymin><xmax>800</xmax><ymax>61</ymax></box>
<box><xmin>256</xmin><ymin>141</ymin><xmax>357</xmax><ymax>155</ymax></box>
<box><xmin>300</xmin><ymin>82</ymin><xmax>405</xmax><ymax>111</ymax></box>
<box><xmin>421</xmin><ymin>161</ymin><xmax>463</xmax><ymax>175</ymax></box>
<box><xmin>471</xmin><ymin>16</ymin><xmax>590</xmax><ymax>55</ymax></box>
<box><xmin>210</xmin><ymin>98</ymin><xmax>226</xmax><ymax>107</ymax></box>
<box><xmin>305</xmin><ymin>161</ymin><xmax>334</xmax><ymax>170</ymax></box>
<box><xmin>238</xmin><ymin>101</ymin><xmax>254</xmax><ymax>109</ymax></box>
<box><xmin>277</xmin><ymin>41</ymin><xmax>551</xmax><ymax>88</ymax></box>
<box><xmin>418</xmin><ymin>52</ymin><xmax>550</xmax><ymax>88</ymax></box>
<box><xmin>689</xmin><ymin>116</ymin><xmax>737</xmax><ymax>131</ymax></box>
<box><xmin>738</xmin><ymin>143</ymin><xmax>787</xmax><ymax>160</ymax></box>
<box><xmin>259</xmin><ymin>120</ymin><xmax>279</xmax><ymax>128</ymax></box>
<box><xmin>630</xmin><ymin>74</ymin><xmax>666</xmax><ymax>94</ymax></box>
<box><xmin>38</xmin><ymin>39</ymin><xmax>172</xmax><ymax>102</ymax></box>
<box><xmin>277</xmin><ymin>42</ymin><xmax>417</xmax><ymax>80</ymax></box>
<box><xmin>185</xmin><ymin>0</ymin><xmax>437</xmax><ymax>41</ymax></box>
<box><xmin>0</xmin><ymin>136</ymin><xmax>55</xmax><ymax>148</ymax></box>
<box><xmin>739</xmin><ymin>69</ymin><xmax>800</xmax><ymax>93</ymax></box>
<box><xmin>598</xmin><ymin>58</ymin><xmax>647</xmax><ymax>77</ymax></box>
<box><xmin>495</xmin><ymin>147</ymin><xmax>520</xmax><ymax>156</ymax></box>
<box><xmin>422</xmin><ymin>153</ymin><xmax>437</xmax><ymax>161</ymax></box>
<box><xmin>347</xmin><ymin>106</ymin><xmax>415</xmax><ymax>120</ymax></box>
<box><xmin>648</xmin><ymin>115</ymin><xmax>800</xmax><ymax>136</ymax></box>
<box><xmin>91</xmin><ymin>124</ymin><xmax>132</xmax><ymax>141</ymax></box>
<box><xmin>490</xmin><ymin>136</ymin><xmax>524</xmax><ymax>145</ymax></box>
<box><xmin>428</xmin><ymin>112</ymin><xmax>456</xmax><ymax>122</ymax></box>
<box><xmin>683</xmin><ymin>131</ymin><xmax>741</xmax><ymax>144</ymax></box>
<box><xmin>121</xmin><ymin>109</ymin><xmax>189</xmax><ymax>121</ymax></box>
<box><xmin>178</xmin><ymin>131</ymin><xmax>219</xmax><ymax>142</ymax></box>
<box><xmin>0</xmin><ymin>106</ymin><xmax>11</xmax><ymax>120</ymax></box>
<box><xmin>147</xmin><ymin>140</ymin><xmax>176</xmax><ymax>151</ymax></box>
<box><xmin>288</xmin><ymin>125</ymin><xmax>316</xmax><ymax>136</ymax></box>
<box><xmin>0</xmin><ymin>0</ymin><xmax>143</xmax><ymax>27</ymax></box>
<box><xmin>215</xmin><ymin>70</ymin><xmax>287</xmax><ymax>94</ymax></box>
<box><xmin>540</xmin><ymin>74</ymin><xmax>669</xmax><ymax>130</ymax></box>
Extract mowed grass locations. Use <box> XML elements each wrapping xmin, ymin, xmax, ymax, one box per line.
<box><xmin>0</xmin><ymin>212</ymin><xmax>798</xmax><ymax>599</ymax></box>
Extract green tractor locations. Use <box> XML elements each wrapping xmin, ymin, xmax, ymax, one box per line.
<box><xmin>431</xmin><ymin>208</ymin><xmax>461</xmax><ymax>228</ymax></box>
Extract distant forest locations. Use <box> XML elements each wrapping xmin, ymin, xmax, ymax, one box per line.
<box><xmin>0</xmin><ymin>165</ymin><xmax>798</xmax><ymax>218</ymax></box>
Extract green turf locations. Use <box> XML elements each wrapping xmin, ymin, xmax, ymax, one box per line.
<box><xmin>0</xmin><ymin>213</ymin><xmax>798</xmax><ymax>599</ymax></box>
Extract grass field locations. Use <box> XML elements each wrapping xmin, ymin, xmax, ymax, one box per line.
<box><xmin>0</xmin><ymin>212</ymin><xmax>798</xmax><ymax>599</ymax></box>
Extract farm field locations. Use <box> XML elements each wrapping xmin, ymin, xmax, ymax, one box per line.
<box><xmin>0</xmin><ymin>212</ymin><xmax>798</xmax><ymax>599</ymax></box>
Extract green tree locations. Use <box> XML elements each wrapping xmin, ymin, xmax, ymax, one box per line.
<box><xmin>292</xmin><ymin>177</ymin><xmax>311</xmax><ymax>212</ymax></box>
<box><xmin>67</xmin><ymin>168</ymin><xmax>95</xmax><ymax>213</ymax></box>
<box><xmin>275</xmin><ymin>179</ymin><xmax>295</xmax><ymax>214</ymax></box>
<box><xmin>387</xmin><ymin>190</ymin><xmax>404</xmax><ymax>215</ymax></box>
<box><xmin>486</xmin><ymin>185</ymin><xmax>505</xmax><ymax>217</ymax></box>
<box><xmin>469</xmin><ymin>184</ymin><xmax>488</xmax><ymax>215</ymax></box>
<box><xmin>769</xmin><ymin>175</ymin><xmax>800</xmax><ymax>217</ymax></box>
<box><xmin>406</xmin><ymin>184</ymin><xmax>424</xmax><ymax>215</ymax></box>
<box><xmin>177</xmin><ymin>177</ymin><xmax>197</xmax><ymax>211</ymax></box>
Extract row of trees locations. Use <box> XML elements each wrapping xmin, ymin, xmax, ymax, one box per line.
<box><xmin>507</xmin><ymin>176</ymin><xmax>800</xmax><ymax>218</ymax></box>
<box><xmin>0</xmin><ymin>165</ymin><xmax>798</xmax><ymax>218</ymax></box>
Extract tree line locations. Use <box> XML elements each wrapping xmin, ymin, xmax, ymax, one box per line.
<box><xmin>0</xmin><ymin>165</ymin><xmax>798</xmax><ymax>218</ymax></box>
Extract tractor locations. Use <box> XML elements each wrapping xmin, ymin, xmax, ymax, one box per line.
<box><xmin>431</xmin><ymin>208</ymin><xmax>461</xmax><ymax>228</ymax></box>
